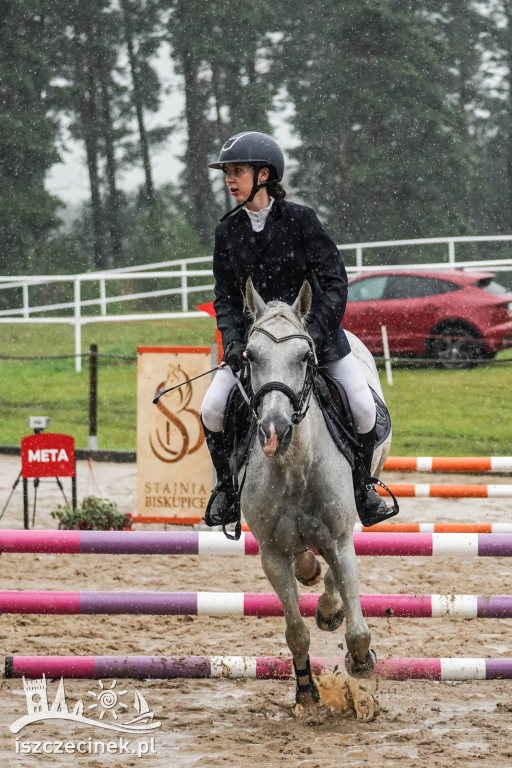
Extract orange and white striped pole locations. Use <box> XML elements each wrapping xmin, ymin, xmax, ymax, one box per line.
<box><xmin>376</xmin><ymin>483</ymin><xmax>512</xmax><ymax>498</ymax></box>
<box><xmin>384</xmin><ymin>457</ymin><xmax>512</xmax><ymax>473</ymax></box>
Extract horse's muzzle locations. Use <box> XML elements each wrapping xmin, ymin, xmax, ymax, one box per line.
<box><xmin>259</xmin><ymin>417</ymin><xmax>293</xmax><ymax>458</ymax></box>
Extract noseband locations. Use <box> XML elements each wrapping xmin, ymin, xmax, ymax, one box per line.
<box><xmin>248</xmin><ymin>326</ymin><xmax>317</xmax><ymax>425</ymax></box>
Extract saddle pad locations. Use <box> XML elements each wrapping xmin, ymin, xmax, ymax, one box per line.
<box><xmin>315</xmin><ymin>373</ymin><xmax>392</xmax><ymax>470</ymax></box>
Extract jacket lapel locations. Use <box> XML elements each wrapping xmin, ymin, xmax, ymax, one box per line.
<box><xmin>230</xmin><ymin>212</ymin><xmax>260</xmax><ymax>258</ymax></box>
<box><xmin>257</xmin><ymin>201</ymin><xmax>283</xmax><ymax>253</ymax></box>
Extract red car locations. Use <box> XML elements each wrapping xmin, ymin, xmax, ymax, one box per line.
<box><xmin>343</xmin><ymin>269</ymin><xmax>512</xmax><ymax>367</ymax></box>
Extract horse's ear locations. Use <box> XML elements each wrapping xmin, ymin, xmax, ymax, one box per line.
<box><xmin>245</xmin><ymin>276</ymin><xmax>267</xmax><ymax>319</ymax></box>
<box><xmin>292</xmin><ymin>280</ymin><xmax>312</xmax><ymax>321</ymax></box>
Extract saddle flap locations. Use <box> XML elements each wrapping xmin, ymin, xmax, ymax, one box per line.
<box><xmin>314</xmin><ymin>372</ymin><xmax>392</xmax><ymax>463</ymax></box>
<box><xmin>223</xmin><ymin>369</ymin><xmax>256</xmax><ymax>473</ymax></box>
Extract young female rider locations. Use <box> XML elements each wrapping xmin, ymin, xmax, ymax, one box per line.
<box><xmin>201</xmin><ymin>130</ymin><xmax>396</xmax><ymax>529</ymax></box>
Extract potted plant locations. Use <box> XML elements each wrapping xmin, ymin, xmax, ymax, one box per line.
<box><xmin>51</xmin><ymin>496</ymin><xmax>132</xmax><ymax>530</ymax></box>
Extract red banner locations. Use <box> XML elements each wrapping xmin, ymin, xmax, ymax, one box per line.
<box><xmin>21</xmin><ymin>433</ymin><xmax>75</xmax><ymax>478</ymax></box>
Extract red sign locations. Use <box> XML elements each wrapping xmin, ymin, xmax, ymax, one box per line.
<box><xmin>21</xmin><ymin>433</ymin><xmax>75</xmax><ymax>478</ymax></box>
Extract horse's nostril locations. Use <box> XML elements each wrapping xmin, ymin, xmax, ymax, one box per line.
<box><xmin>282</xmin><ymin>424</ymin><xmax>293</xmax><ymax>444</ymax></box>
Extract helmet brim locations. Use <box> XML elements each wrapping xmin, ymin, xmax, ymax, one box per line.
<box><xmin>208</xmin><ymin>160</ymin><xmax>280</xmax><ymax>179</ymax></box>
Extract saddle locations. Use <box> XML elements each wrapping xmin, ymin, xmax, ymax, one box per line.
<box><xmin>223</xmin><ymin>367</ymin><xmax>391</xmax><ymax>474</ymax></box>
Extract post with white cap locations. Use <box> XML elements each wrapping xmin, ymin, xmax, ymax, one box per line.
<box><xmin>381</xmin><ymin>325</ymin><xmax>393</xmax><ymax>385</ymax></box>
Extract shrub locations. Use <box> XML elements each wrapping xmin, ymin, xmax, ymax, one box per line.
<box><xmin>51</xmin><ymin>496</ymin><xmax>132</xmax><ymax>530</ymax></box>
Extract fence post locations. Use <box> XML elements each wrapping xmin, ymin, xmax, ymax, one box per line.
<box><xmin>381</xmin><ymin>325</ymin><xmax>393</xmax><ymax>386</ymax></box>
<box><xmin>88</xmin><ymin>344</ymin><xmax>98</xmax><ymax>450</ymax></box>
<box><xmin>74</xmin><ymin>277</ymin><xmax>82</xmax><ymax>373</ymax></box>
<box><xmin>448</xmin><ymin>239</ymin><xmax>455</xmax><ymax>265</ymax></box>
<box><xmin>356</xmin><ymin>246</ymin><xmax>363</xmax><ymax>275</ymax></box>
<box><xmin>22</xmin><ymin>283</ymin><xmax>29</xmax><ymax>318</ymax></box>
<box><xmin>181</xmin><ymin>261</ymin><xmax>188</xmax><ymax>311</ymax></box>
<box><xmin>99</xmin><ymin>279</ymin><xmax>107</xmax><ymax>316</ymax></box>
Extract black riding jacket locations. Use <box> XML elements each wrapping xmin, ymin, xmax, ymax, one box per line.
<box><xmin>213</xmin><ymin>199</ymin><xmax>350</xmax><ymax>364</ymax></box>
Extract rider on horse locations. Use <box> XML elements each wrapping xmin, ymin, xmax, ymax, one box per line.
<box><xmin>201</xmin><ymin>130</ymin><xmax>396</xmax><ymax>529</ymax></box>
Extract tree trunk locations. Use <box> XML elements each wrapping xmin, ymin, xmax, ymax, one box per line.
<box><xmin>121</xmin><ymin>0</ymin><xmax>155</xmax><ymax>206</ymax></box>
<box><xmin>97</xmin><ymin>59</ymin><xmax>124</xmax><ymax>265</ymax></box>
<box><xmin>210</xmin><ymin>62</ymin><xmax>231</xmax><ymax>210</ymax></box>
<box><xmin>76</xmin><ymin>30</ymin><xmax>106</xmax><ymax>270</ymax></box>
<box><xmin>181</xmin><ymin>48</ymin><xmax>215</xmax><ymax>245</ymax></box>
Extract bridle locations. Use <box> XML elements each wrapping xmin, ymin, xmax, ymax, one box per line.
<box><xmin>247</xmin><ymin>326</ymin><xmax>317</xmax><ymax>425</ymax></box>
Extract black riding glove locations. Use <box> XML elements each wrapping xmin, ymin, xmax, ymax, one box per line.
<box><xmin>224</xmin><ymin>340</ymin><xmax>245</xmax><ymax>372</ymax></box>
<box><xmin>306</xmin><ymin>322</ymin><xmax>325</xmax><ymax>357</ymax></box>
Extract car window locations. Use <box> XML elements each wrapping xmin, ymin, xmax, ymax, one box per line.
<box><xmin>384</xmin><ymin>275</ymin><xmax>462</xmax><ymax>299</ymax></box>
<box><xmin>347</xmin><ymin>275</ymin><xmax>388</xmax><ymax>302</ymax></box>
<box><xmin>472</xmin><ymin>277</ymin><xmax>509</xmax><ymax>295</ymax></box>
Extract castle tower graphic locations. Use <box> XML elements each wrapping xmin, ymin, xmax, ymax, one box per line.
<box><xmin>23</xmin><ymin>674</ymin><xmax>49</xmax><ymax>714</ymax></box>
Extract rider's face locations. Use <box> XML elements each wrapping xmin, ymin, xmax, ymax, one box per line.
<box><xmin>223</xmin><ymin>163</ymin><xmax>268</xmax><ymax>203</ymax></box>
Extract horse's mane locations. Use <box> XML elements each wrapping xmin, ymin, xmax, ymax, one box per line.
<box><xmin>250</xmin><ymin>300</ymin><xmax>311</xmax><ymax>339</ymax></box>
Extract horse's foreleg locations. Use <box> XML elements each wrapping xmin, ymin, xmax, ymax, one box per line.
<box><xmin>322</xmin><ymin>539</ymin><xmax>374</xmax><ymax>676</ymax></box>
<box><xmin>259</xmin><ymin>546</ymin><xmax>319</xmax><ymax>706</ymax></box>
<box><xmin>315</xmin><ymin>565</ymin><xmax>345</xmax><ymax>631</ymax></box>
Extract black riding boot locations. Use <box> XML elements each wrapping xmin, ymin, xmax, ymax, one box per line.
<box><xmin>202</xmin><ymin>423</ymin><xmax>238</xmax><ymax>527</ymax></box>
<box><xmin>353</xmin><ymin>425</ymin><xmax>399</xmax><ymax>527</ymax></box>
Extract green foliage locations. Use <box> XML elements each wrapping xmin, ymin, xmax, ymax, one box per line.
<box><xmin>5</xmin><ymin>0</ymin><xmax>512</xmax><ymax>272</ymax></box>
<box><xmin>51</xmin><ymin>495</ymin><xmax>132</xmax><ymax>530</ymax></box>
<box><xmin>278</xmin><ymin>0</ymin><xmax>478</xmax><ymax>242</ymax></box>
<box><xmin>0</xmin><ymin>0</ymin><xmax>62</xmax><ymax>273</ymax></box>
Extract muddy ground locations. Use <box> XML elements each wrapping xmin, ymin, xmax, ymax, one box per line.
<box><xmin>0</xmin><ymin>454</ymin><xmax>511</xmax><ymax>767</ymax></box>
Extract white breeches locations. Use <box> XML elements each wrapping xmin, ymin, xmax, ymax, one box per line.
<box><xmin>201</xmin><ymin>352</ymin><xmax>376</xmax><ymax>435</ymax></box>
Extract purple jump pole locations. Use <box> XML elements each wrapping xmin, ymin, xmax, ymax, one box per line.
<box><xmin>2</xmin><ymin>531</ymin><xmax>512</xmax><ymax>557</ymax></box>
<box><xmin>6</xmin><ymin>656</ymin><xmax>512</xmax><ymax>681</ymax></box>
<box><xmin>2</xmin><ymin>592</ymin><xmax>512</xmax><ymax>618</ymax></box>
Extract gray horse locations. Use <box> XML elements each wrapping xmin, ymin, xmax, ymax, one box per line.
<box><xmin>242</xmin><ymin>278</ymin><xmax>391</xmax><ymax>708</ymax></box>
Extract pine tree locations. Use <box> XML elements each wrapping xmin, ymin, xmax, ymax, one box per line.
<box><xmin>0</xmin><ymin>1</ymin><xmax>61</xmax><ymax>273</ymax></box>
<box><xmin>278</xmin><ymin>0</ymin><xmax>477</xmax><ymax>243</ymax></box>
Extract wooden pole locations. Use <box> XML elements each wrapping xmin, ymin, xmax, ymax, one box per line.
<box><xmin>88</xmin><ymin>344</ymin><xmax>98</xmax><ymax>450</ymax></box>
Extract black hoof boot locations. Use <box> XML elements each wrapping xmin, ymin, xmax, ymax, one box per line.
<box><xmin>315</xmin><ymin>606</ymin><xmax>345</xmax><ymax>632</ymax></box>
<box><xmin>345</xmin><ymin>649</ymin><xmax>376</xmax><ymax>679</ymax></box>
<box><xmin>294</xmin><ymin>657</ymin><xmax>320</xmax><ymax>704</ymax></box>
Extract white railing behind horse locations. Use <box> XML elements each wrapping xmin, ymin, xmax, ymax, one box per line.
<box><xmin>1</xmin><ymin>236</ymin><xmax>512</xmax><ymax>372</ymax></box>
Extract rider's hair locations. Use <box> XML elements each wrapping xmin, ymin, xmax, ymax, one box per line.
<box><xmin>266</xmin><ymin>179</ymin><xmax>286</xmax><ymax>200</ymax></box>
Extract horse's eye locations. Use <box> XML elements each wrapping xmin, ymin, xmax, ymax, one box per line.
<box><xmin>302</xmin><ymin>351</ymin><xmax>313</xmax><ymax>363</ymax></box>
<box><xmin>245</xmin><ymin>348</ymin><xmax>255</xmax><ymax>362</ymax></box>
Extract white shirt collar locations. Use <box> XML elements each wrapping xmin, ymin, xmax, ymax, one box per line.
<box><xmin>243</xmin><ymin>197</ymin><xmax>274</xmax><ymax>232</ymax></box>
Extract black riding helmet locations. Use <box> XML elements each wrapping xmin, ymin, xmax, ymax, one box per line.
<box><xmin>209</xmin><ymin>131</ymin><xmax>285</xmax><ymax>220</ymax></box>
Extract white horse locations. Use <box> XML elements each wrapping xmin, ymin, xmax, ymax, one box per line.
<box><xmin>241</xmin><ymin>278</ymin><xmax>391</xmax><ymax>707</ymax></box>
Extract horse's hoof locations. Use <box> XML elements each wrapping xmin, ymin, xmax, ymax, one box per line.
<box><xmin>295</xmin><ymin>555</ymin><xmax>322</xmax><ymax>587</ymax></box>
<box><xmin>345</xmin><ymin>649</ymin><xmax>376</xmax><ymax>679</ymax></box>
<box><xmin>315</xmin><ymin>606</ymin><xmax>345</xmax><ymax>632</ymax></box>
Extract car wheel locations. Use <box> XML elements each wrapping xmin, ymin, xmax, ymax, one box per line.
<box><xmin>428</xmin><ymin>326</ymin><xmax>484</xmax><ymax>370</ymax></box>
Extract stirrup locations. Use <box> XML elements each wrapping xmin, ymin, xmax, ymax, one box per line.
<box><xmin>357</xmin><ymin>478</ymin><xmax>399</xmax><ymax>528</ymax></box>
<box><xmin>203</xmin><ymin>481</ymin><xmax>237</xmax><ymax>528</ymax></box>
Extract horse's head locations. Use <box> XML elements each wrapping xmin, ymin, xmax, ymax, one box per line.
<box><xmin>244</xmin><ymin>278</ymin><xmax>315</xmax><ymax>458</ymax></box>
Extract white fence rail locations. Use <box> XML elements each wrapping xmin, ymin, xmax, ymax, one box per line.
<box><xmin>1</xmin><ymin>237</ymin><xmax>512</xmax><ymax>372</ymax></box>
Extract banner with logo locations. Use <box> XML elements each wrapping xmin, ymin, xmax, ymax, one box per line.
<box><xmin>137</xmin><ymin>346</ymin><xmax>213</xmax><ymax>520</ymax></box>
